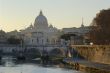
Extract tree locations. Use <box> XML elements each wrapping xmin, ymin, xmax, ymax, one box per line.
<box><xmin>60</xmin><ymin>33</ymin><xmax>76</xmax><ymax>41</ymax></box>
<box><xmin>89</xmin><ymin>8</ymin><xmax>110</xmax><ymax>45</ymax></box>
<box><xmin>7</xmin><ymin>36</ymin><xmax>22</xmax><ymax>45</ymax></box>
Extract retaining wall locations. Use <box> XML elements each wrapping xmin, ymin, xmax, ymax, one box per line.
<box><xmin>71</xmin><ymin>45</ymin><xmax>110</xmax><ymax>64</ymax></box>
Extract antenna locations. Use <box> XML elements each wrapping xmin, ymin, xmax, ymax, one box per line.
<box><xmin>81</xmin><ymin>17</ymin><xmax>84</xmax><ymax>27</ymax></box>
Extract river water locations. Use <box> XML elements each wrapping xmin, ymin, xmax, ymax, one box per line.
<box><xmin>0</xmin><ymin>56</ymin><xmax>83</xmax><ymax>73</ymax></box>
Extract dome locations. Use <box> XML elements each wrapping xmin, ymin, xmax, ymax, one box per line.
<box><xmin>34</xmin><ymin>11</ymin><xmax>48</xmax><ymax>29</ymax></box>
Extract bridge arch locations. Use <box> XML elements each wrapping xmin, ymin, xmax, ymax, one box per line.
<box><xmin>24</xmin><ymin>48</ymin><xmax>42</xmax><ymax>59</ymax></box>
<box><xmin>49</xmin><ymin>48</ymin><xmax>65</xmax><ymax>57</ymax></box>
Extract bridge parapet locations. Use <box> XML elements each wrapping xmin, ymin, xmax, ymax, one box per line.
<box><xmin>0</xmin><ymin>45</ymin><xmax>68</xmax><ymax>58</ymax></box>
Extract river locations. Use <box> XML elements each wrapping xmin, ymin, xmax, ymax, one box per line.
<box><xmin>0</xmin><ymin>56</ymin><xmax>84</xmax><ymax>73</ymax></box>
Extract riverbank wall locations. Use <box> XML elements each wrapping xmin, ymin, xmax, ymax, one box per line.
<box><xmin>71</xmin><ymin>45</ymin><xmax>110</xmax><ymax>64</ymax></box>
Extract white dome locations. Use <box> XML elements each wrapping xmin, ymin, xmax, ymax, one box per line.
<box><xmin>34</xmin><ymin>11</ymin><xmax>48</xmax><ymax>29</ymax></box>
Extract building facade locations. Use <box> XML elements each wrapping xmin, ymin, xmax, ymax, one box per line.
<box><xmin>20</xmin><ymin>11</ymin><xmax>60</xmax><ymax>46</ymax></box>
<box><xmin>62</xmin><ymin>20</ymin><xmax>91</xmax><ymax>45</ymax></box>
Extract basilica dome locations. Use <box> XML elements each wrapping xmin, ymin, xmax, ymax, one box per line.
<box><xmin>34</xmin><ymin>11</ymin><xmax>48</xmax><ymax>29</ymax></box>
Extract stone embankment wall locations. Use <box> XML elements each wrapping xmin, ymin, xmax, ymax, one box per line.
<box><xmin>71</xmin><ymin>45</ymin><xmax>110</xmax><ymax>64</ymax></box>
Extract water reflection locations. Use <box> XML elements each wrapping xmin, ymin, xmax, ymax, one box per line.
<box><xmin>0</xmin><ymin>56</ymin><xmax>83</xmax><ymax>73</ymax></box>
<box><xmin>1</xmin><ymin>56</ymin><xmax>15</xmax><ymax>67</ymax></box>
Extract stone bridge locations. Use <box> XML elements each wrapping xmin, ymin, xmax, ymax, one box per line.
<box><xmin>0</xmin><ymin>45</ymin><xmax>94</xmax><ymax>60</ymax></box>
<box><xmin>0</xmin><ymin>45</ymin><xmax>68</xmax><ymax>59</ymax></box>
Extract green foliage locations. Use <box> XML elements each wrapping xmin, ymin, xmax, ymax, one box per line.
<box><xmin>60</xmin><ymin>33</ymin><xmax>76</xmax><ymax>40</ymax></box>
<box><xmin>7</xmin><ymin>36</ymin><xmax>22</xmax><ymax>45</ymax></box>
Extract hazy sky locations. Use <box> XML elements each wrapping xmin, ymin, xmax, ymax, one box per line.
<box><xmin>0</xmin><ymin>0</ymin><xmax>110</xmax><ymax>32</ymax></box>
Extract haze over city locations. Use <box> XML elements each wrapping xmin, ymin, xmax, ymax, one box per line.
<box><xmin>0</xmin><ymin>0</ymin><xmax>110</xmax><ymax>32</ymax></box>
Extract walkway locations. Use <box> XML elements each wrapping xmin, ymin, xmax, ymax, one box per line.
<box><xmin>63</xmin><ymin>58</ymin><xmax>110</xmax><ymax>72</ymax></box>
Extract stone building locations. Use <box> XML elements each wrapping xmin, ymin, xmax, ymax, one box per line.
<box><xmin>20</xmin><ymin>11</ymin><xmax>60</xmax><ymax>46</ymax></box>
<box><xmin>62</xmin><ymin>20</ymin><xmax>91</xmax><ymax>45</ymax></box>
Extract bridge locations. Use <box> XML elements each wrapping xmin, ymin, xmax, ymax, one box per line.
<box><xmin>0</xmin><ymin>45</ymin><xmax>69</xmax><ymax>59</ymax></box>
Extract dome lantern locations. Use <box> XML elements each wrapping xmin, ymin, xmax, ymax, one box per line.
<box><xmin>39</xmin><ymin>10</ymin><xmax>43</xmax><ymax>15</ymax></box>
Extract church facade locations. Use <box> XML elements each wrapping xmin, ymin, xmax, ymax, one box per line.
<box><xmin>20</xmin><ymin>11</ymin><xmax>61</xmax><ymax>46</ymax></box>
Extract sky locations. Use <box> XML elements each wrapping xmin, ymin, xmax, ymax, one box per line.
<box><xmin>0</xmin><ymin>0</ymin><xmax>110</xmax><ymax>32</ymax></box>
